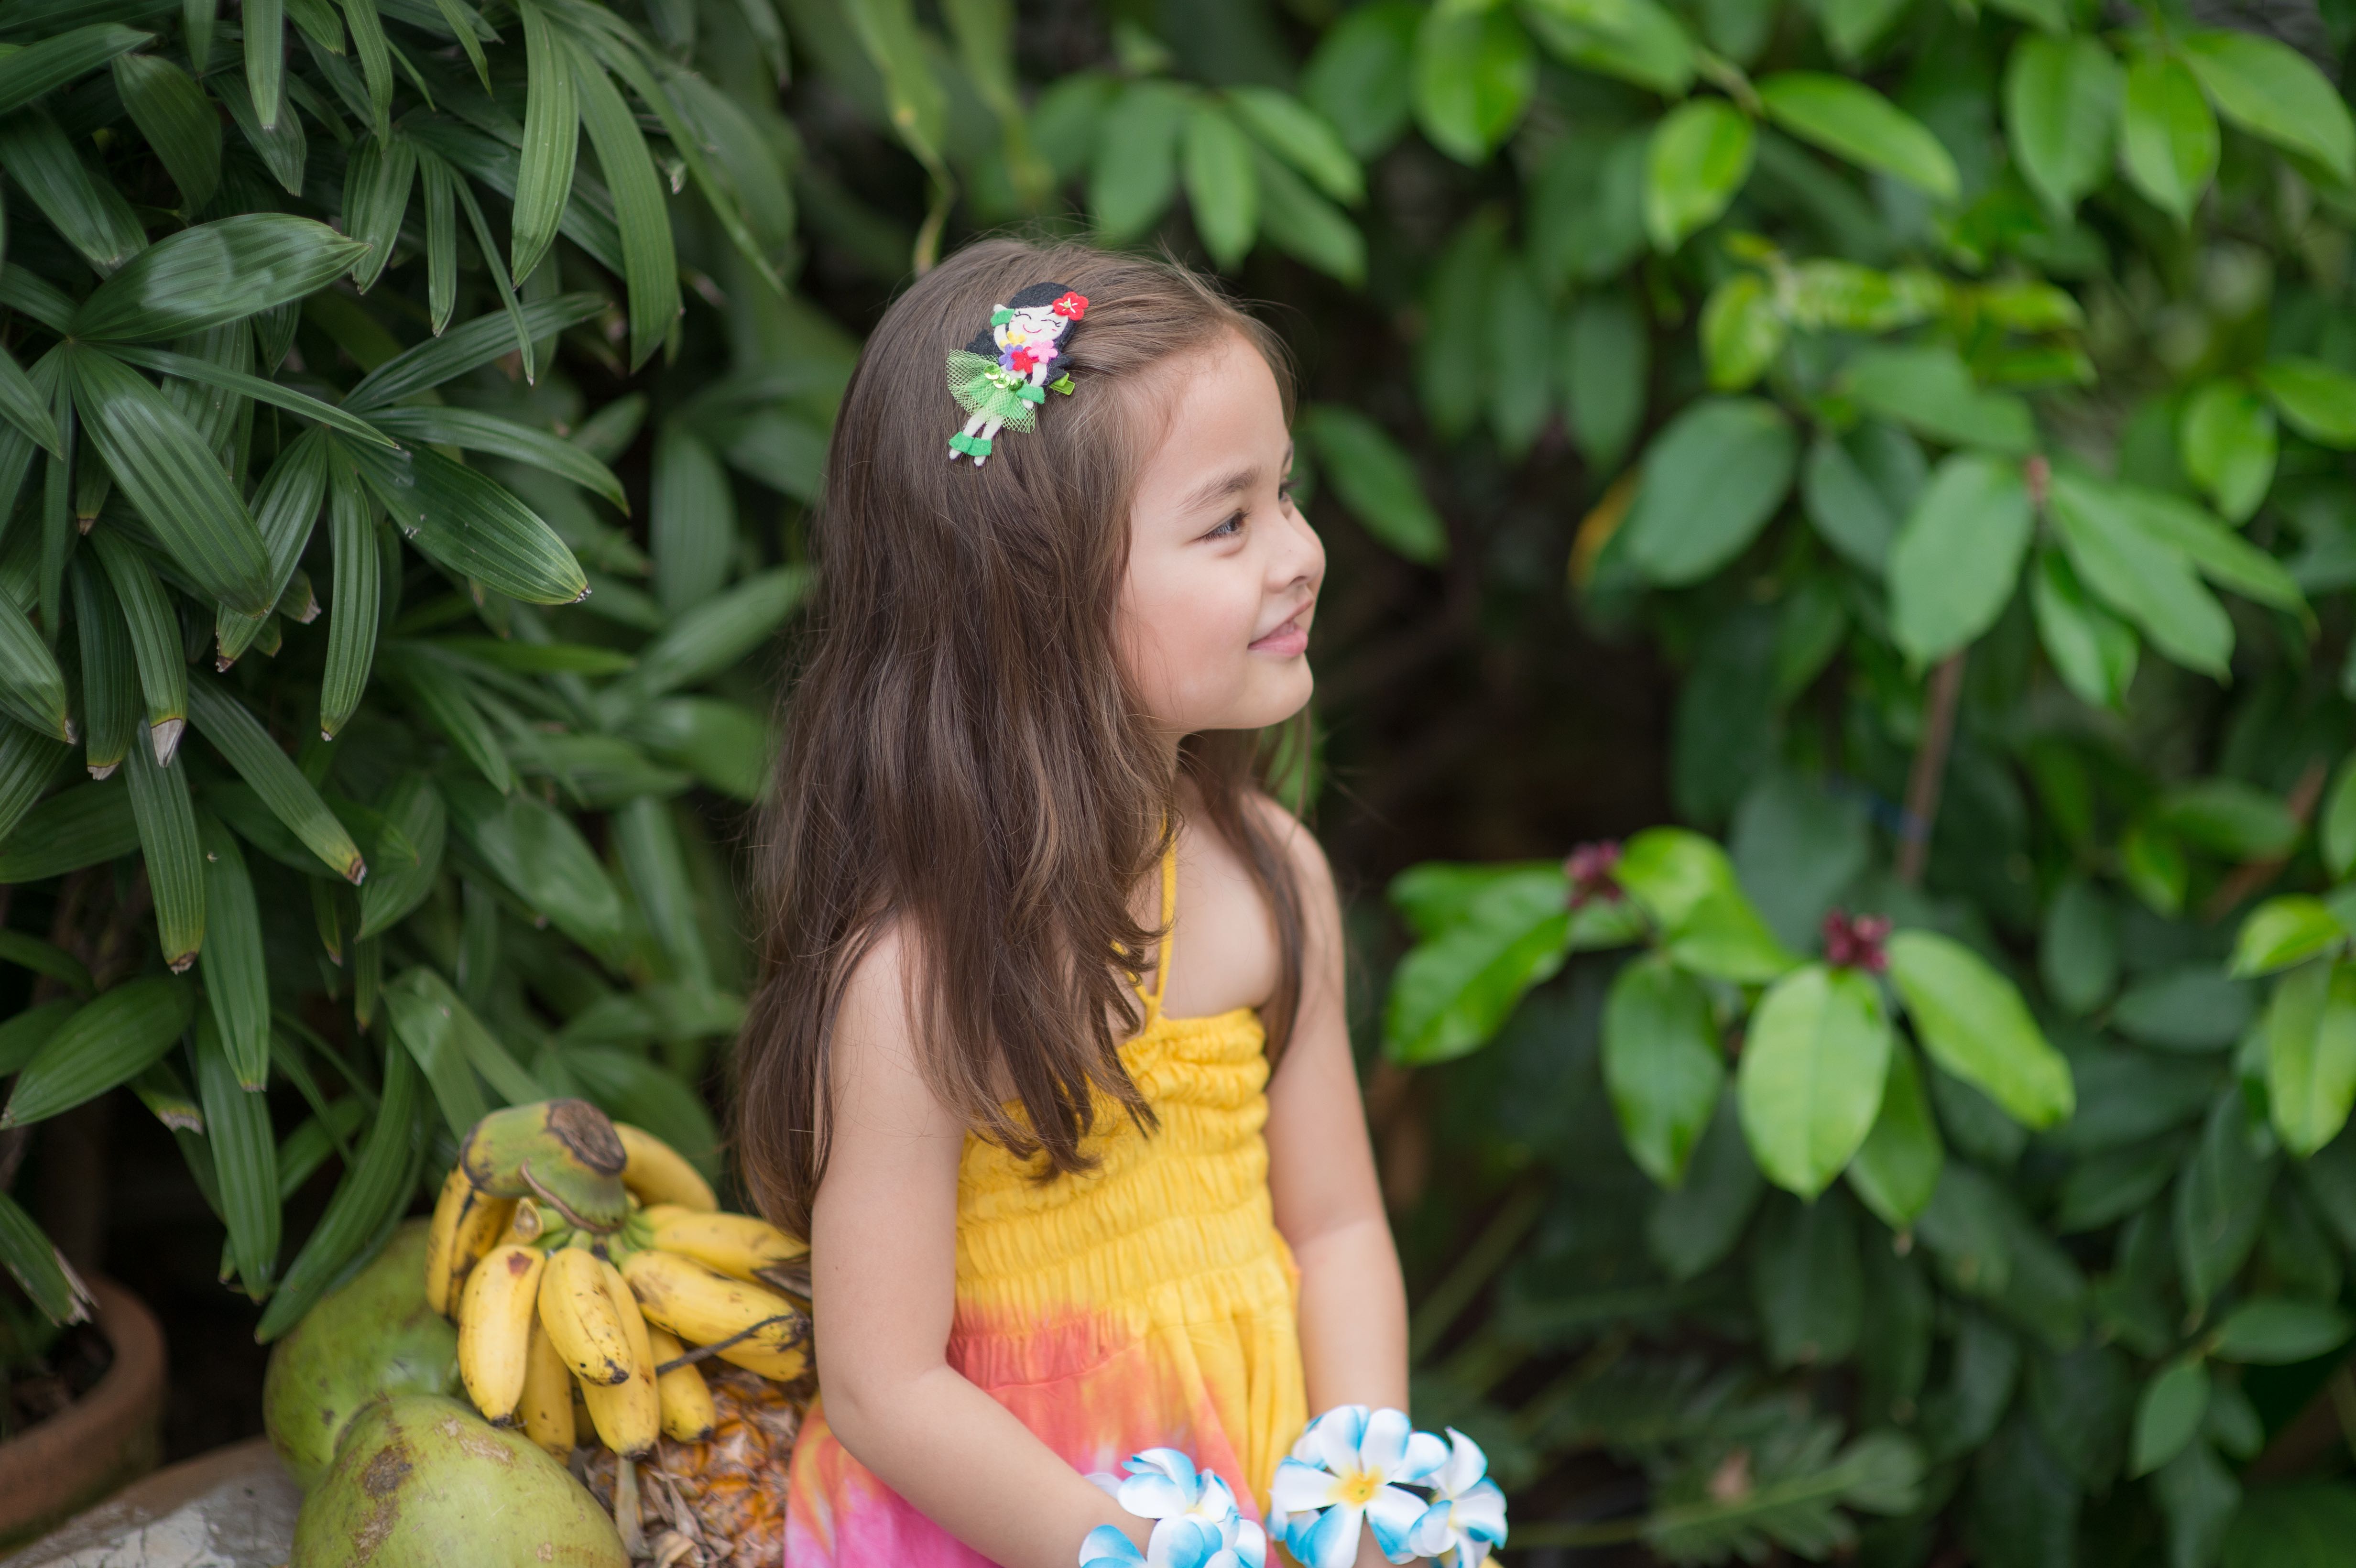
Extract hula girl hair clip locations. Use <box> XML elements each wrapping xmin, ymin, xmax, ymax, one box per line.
<box><xmin>947</xmin><ymin>282</ymin><xmax>1089</xmax><ymax>466</ymax></box>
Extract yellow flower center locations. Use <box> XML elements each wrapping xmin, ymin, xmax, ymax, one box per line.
<box><xmin>1338</xmin><ymin>1470</ymin><xmax>1383</xmax><ymax>1507</ymax></box>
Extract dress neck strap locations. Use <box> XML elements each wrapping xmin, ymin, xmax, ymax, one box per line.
<box><xmin>1138</xmin><ymin>840</ymin><xmax>1177</xmax><ymax>1027</ymax></box>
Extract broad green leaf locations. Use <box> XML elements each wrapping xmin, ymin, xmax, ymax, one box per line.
<box><xmin>2156</xmin><ymin>779</ymin><xmax>2301</xmax><ymax>859</ymax></box>
<box><xmin>2258</xmin><ymin>358</ymin><xmax>2356</xmax><ymax>448</ymax></box>
<box><xmin>1818</xmin><ymin>0</ymin><xmax>1909</xmax><ymax>63</ymax></box>
<box><xmin>112</xmin><ymin>49</ymin><xmax>219</xmax><ymax>210</ymax></box>
<box><xmin>2266</xmin><ymin>960</ymin><xmax>2356</xmax><ymax>1157</ymax></box>
<box><xmin>1412</xmin><ymin>3</ymin><xmax>1535</xmax><ymax>164</ymax></box>
<box><xmin>355</xmin><ymin>775</ymin><xmax>446</xmax><ymax>939</ymax></box>
<box><xmin>1848</xmin><ymin>1043</ymin><xmax>1945</xmax><ymax>1227</ymax></box>
<box><xmin>1738</xmin><ymin>962</ymin><xmax>1892</xmax><ymax>1198</ymax></box>
<box><xmin>1490</xmin><ymin>251</ymin><xmax>1551</xmax><ymax>455</ymax></box>
<box><xmin>1299</xmin><ymin>0</ymin><xmax>1418</xmax><ymax>158</ymax></box>
<box><xmin>0</xmin><ymin>108</ymin><xmax>146</xmax><ymax>275</ymax></box>
<box><xmin>844</xmin><ymin>0</ymin><xmax>948</xmax><ymax>183</ymax></box>
<box><xmin>1842</xmin><ymin>345</ymin><xmax>2034</xmax><ymax>455</ymax></box>
<box><xmin>256</xmin><ymin>1045</ymin><xmax>422</xmax><ymax>1341</ymax></box>
<box><xmin>194</xmin><ymin>1012</ymin><xmax>277</xmax><ymax>1298</ymax></box>
<box><xmin>72</xmin><ymin>214</ymin><xmax>362</xmax><ymax>342</ymax></box>
<box><xmin>87</xmin><ymin>530</ymin><xmax>186</xmax><ymax>760</ymax></box>
<box><xmin>366</xmin><ymin>407</ymin><xmax>624</xmax><ymax>512</ymax></box>
<box><xmin>345</xmin><ymin>439</ymin><xmax>587</xmax><ymax>605</ymax></box>
<box><xmin>1800</xmin><ymin>425</ymin><xmax>1918</xmax><ymax>576</ymax></box>
<box><xmin>0</xmin><ymin>783</ymin><xmax>139</xmax><ymax>881</ymax></box>
<box><xmin>1562</xmin><ymin>289</ymin><xmax>1648</xmax><ymax>471</ymax></box>
<box><xmin>591</xmin><ymin>566</ymin><xmax>808</xmax><ymax>723</ymax></box>
<box><xmin>342</xmin><ymin>293</ymin><xmax>603</xmax><ymax>411</ymax></box>
<box><xmin>1602</xmin><ymin>954</ymin><xmax>1724</xmax><ymax>1187</ymax></box>
<box><xmin>1384</xmin><ymin>867</ymin><xmax>1572</xmax><ymax>1064</ymax></box>
<box><xmin>244</xmin><ymin>0</ymin><xmax>284</xmax><ymax>129</ymax></box>
<box><xmin>1182</xmin><ymin>103</ymin><xmax>1259</xmax><ymax>268</ymax></box>
<box><xmin>1614</xmin><ymin>827</ymin><xmax>1797</xmax><ymax>982</ymax></box>
<box><xmin>184</xmin><ymin>679</ymin><xmax>366</xmax><ymax>881</ymax></box>
<box><xmin>443</xmin><ymin>776</ymin><xmax>628</xmax><ymax>963</ymax></box>
<box><xmin>1888</xmin><ymin>453</ymin><xmax>2031</xmax><ymax>664</ymax></box>
<box><xmin>1620</xmin><ymin>398</ymin><xmax>1798</xmax><ymax>585</ymax></box>
<box><xmin>510</xmin><ymin>0</ymin><xmax>578</xmax><ymax>286</ymax></box>
<box><xmin>1253</xmin><ymin>140</ymin><xmax>1367</xmax><ymax>283</ymax></box>
<box><xmin>320</xmin><ymin>459</ymin><xmax>380</xmax><ymax>740</ymax></box>
<box><xmin>336</xmin><ymin>0</ymin><xmax>393</xmax><ymax>138</ymax></box>
<box><xmin>2112</xmin><ymin>485</ymin><xmax>2304</xmax><ymax>614</ymax></box>
<box><xmin>1</xmin><ymin>977</ymin><xmax>193</xmax><ymax>1128</ymax></box>
<box><xmin>1299</xmin><ymin>404</ymin><xmax>1445</xmax><ymax>565</ymax></box>
<box><xmin>2211</xmin><ymin>1298</ymin><xmax>2353</xmax><ymax>1364</ymax></box>
<box><xmin>1886</xmin><ymin>929</ymin><xmax>2074</xmax><ymax>1128</ymax></box>
<box><xmin>0</xmin><ymin>24</ymin><xmax>152</xmax><ymax>118</ymax></box>
<box><xmin>1749</xmin><ymin>1189</ymin><xmax>1864</xmax><ymax>1369</ymax></box>
<box><xmin>2131</xmin><ymin>1357</ymin><xmax>2210</xmax><ymax>1477</ymax></box>
<box><xmin>2180</xmin><ymin>381</ymin><xmax>2276</xmax><ymax>524</ymax></box>
<box><xmin>2004</xmin><ymin>34</ymin><xmax>2120</xmax><ymax>217</ymax></box>
<box><xmin>1757</xmin><ymin>72</ymin><xmax>1958</xmax><ymax>200</ymax></box>
<box><xmin>1699</xmin><ymin>272</ymin><xmax>1783</xmax><ymax>392</ymax></box>
<box><xmin>382</xmin><ymin>967</ymin><xmax>541</xmax><ymax>1112</ymax></box>
<box><xmin>2046</xmin><ymin>468</ymin><xmax>2233</xmax><ymax>677</ymax></box>
<box><xmin>569</xmin><ymin>33</ymin><xmax>675</xmax><ymax>371</ymax></box>
<box><xmin>1226</xmin><ymin>87</ymin><xmax>1362</xmax><ymax>205</ymax></box>
<box><xmin>339</xmin><ymin>133</ymin><xmax>414</xmax><ymax>294</ymax></box>
<box><xmin>2326</xmin><ymin>754</ymin><xmax>2356</xmax><ymax>879</ymax></box>
<box><xmin>124</xmin><ymin>734</ymin><xmax>203</xmax><ymax>971</ymax></box>
<box><xmin>213</xmin><ymin>69</ymin><xmax>304</xmax><ymax>195</ymax></box>
<box><xmin>197</xmin><ymin>813</ymin><xmax>270</xmax><ymax>1088</ymax></box>
<box><xmin>1091</xmin><ymin>82</ymin><xmax>1187</xmax><ymax>242</ymax></box>
<box><xmin>2031</xmin><ymin>548</ymin><xmax>2138</xmax><ymax>710</ymax></box>
<box><xmin>2230</xmin><ymin>897</ymin><xmax>2342</xmax><ymax>979</ymax></box>
<box><xmin>622</xmin><ymin>697</ymin><xmax>766</xmax><ymax>801</ymax></box>
<box><xmin>1645</xmin><ymin>98</ymin><xmax>1753</xmax><ymax>252</ymax></box>
<box><xmin>0</xmin><ymin>341</ymin><xmax>60</xmax><ymax>460</ymax></box>
<box><xmin>2121</xmin><ymin>50</ymin><xmax>2216</xmax><ymax>227</ymax></box>
<box><xmin>613</xmin><ymin>794</ymin><xmax>712</xmax><ymax>991</ymax></box>
<box><xmin>0</xmin><ymin>1188</ymin><xmax>89</xmax><ymax>1325</ymax></box>
<box><xmin>1648</xmin><ymin>1096</ymin><xmax>1765</xmax><ymax>1280</ymax></box>
<box><xmin>2178</xmin><ymin>29</ymin><xmax>2355</xmax><ymax>185</ymax></box>
<box><xmin>70</xmin><ymin>560</ymin><xmax>135</xmax><ymax>778</ymax></box>
<box><xmin>0</xmin><ymin>578</ymin><xmax>68</xmax><ymax>741</ymax></box>
<box><xmin>108</xmin><ymin>346</ymin><xmax>393</xmax><ymax>452</ymax></box>
<box><xmin>2176</xmin><ymin>1090</ymin><xmax>2275</xmax><ymax>1319</ymax></box>
<box><xmin>377</xmin><ymin>650</ymin><xmax>512</xmax><ymax>794</ymax></box>
<box><xmin>1519</xmin><ymin>0</ymin><xmax>1697</xmax><ymax>96</ymax></box>
<box><xmin>69</xmin><ymin>348</ymin><xmax>272</xmax><ymax>613</ymax></box>
<box><xmin>650</xmin><ymin>424</ymin><xmax>735</xmax><ymax>617</ymax></box>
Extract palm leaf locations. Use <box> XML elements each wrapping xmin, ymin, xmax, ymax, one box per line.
<box><xmin>511</xmin><ymin>0</ymin><xmax>579</xmax><ymax>287</ymax></box>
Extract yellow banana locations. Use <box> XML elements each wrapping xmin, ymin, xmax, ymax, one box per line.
<box><xmin>646</xmin><ymin>1324</ymin><xmax>717</xmax><ymax>1443</ymax></box>
<box><xmin>518</xmin><ymin>1319</ymin><xmax>577</xmax><ymax>1458</ymax></box>
<box><xmin>620</xmin><ymin>1249</ymin><xmax>809</xmax><ymax>1381</ymax></box>
<box><xmin>538</xmin><ymin>1244</ymin><xmax>635</xmax><ymax>1386</ymax></box>
<box><xmin>425</xmin><ymin>1165</ymin><xmax>514</xmax><ymax>1318</ymax></box>
<box><xmin>615</xmin><ymin>1124</ymin><xmax>718</xmax><ymax>1211</ymax></box>
<box><xmin>579</xmin><ymin>1257</ymin><xmax>660</xmax><ymax>1458</ymax></box>
<box><xmin>643</xmin><ymin>1206</ymin><xmax>808</xmax><ymax>1284</ymax></box>
<box><xmin>457</xmin><ymin>1243</ymin><xmax>545</xmax><ymax>1424</ymax></box>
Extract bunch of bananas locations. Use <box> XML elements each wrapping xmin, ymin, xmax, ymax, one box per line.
<box><xmin>424</xmin><ymin>1100</ymin><xmax>812</xmax><ymax>1465</ymax></box>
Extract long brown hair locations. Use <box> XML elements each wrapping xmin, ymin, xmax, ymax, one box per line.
<box><xmin>736</xmin><ymin>240</ymin><xmax>1308</xmax><ymax>1239</ymax></box>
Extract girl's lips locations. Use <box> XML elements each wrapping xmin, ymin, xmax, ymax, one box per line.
<box><xmin>1249</xmin><ymin>617</ymin><xmax>1309</xmax><ymax>656</ymax></box>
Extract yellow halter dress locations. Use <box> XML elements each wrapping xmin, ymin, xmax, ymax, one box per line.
<box><xmin>784</xmin><ymin>849</ymin><xmax>1309</xmax><ymax>1565</ymax></box>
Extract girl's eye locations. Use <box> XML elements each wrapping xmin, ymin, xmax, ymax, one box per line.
<box><xmin>1206</xmin><ymin>512</ymin><xmax>1245</xmax><ymax>541</ymax></box>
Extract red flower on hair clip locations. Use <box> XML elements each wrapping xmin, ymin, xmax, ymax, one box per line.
<box><xmin>1051</xmin><ymin>292</ymin><xmax>1089</xmax><ymax>320</ymax></box>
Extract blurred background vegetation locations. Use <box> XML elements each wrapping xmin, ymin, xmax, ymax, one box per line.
<box><xmin>10</xmin><ymin>0</ymin><xmax>2356</xmax><ymax>1562</ymax></box>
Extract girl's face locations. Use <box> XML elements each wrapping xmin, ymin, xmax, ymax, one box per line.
<box><xmin>1119</xmin><ymin>331</ymin><xmax>1324</xmax><ymax>741</ymax></box>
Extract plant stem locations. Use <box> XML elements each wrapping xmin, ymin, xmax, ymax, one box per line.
<box><xmin>1407</xmin><ymin>1176</ymin><xmax>1547</xmax><ymax>1363</ymax></box>
<box><xmin>1897</xmin><ymin>652</ymin><xmax>1966</xmax><ymax>885</ymax></box>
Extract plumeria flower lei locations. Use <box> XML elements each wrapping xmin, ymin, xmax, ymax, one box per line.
<box><xmin>1269</xmin><ymin>1407</ymin><xmax>1449</xmax><ymax>1568</ymax></box>
<box><xmin>1080</xmin><ymin>1449</ymin><xmax>1268</xmax><ymax>1568</ymax></box>
<box><xmin>1406</xmin><ymin>1429</ymin><xmax>1509</xmax><ymax>1568</ymax></box>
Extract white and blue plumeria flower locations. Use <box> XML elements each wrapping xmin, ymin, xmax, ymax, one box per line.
<box><xmin>1268</xmin><ymin>1406</ymin><xmax>1448</xmax><ymax>1568</ymax></box>
<box><xmin>1406</xmin><ymin>1428</ymin><xmax>1508</xmax><ymax>1568</ymax></box>
<box><xmin>1080</xmin><ymin>1450</ymin><xmax>1267</xmax><ymax>1568</ymax></box>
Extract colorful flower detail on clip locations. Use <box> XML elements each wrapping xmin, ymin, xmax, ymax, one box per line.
<box><xmin>1080</xmin><ymin>1449</ymin><xmax>1267</xmax><ymax>1568</ymax></box>
<box><xmin>947</xmin><ymin>281</ymin><xmax>1089</xmax><ymax>466</ymax></box>
<box><xmin>1269</xmin><ymin>1406</ymin><xmax>1448</xmax><ymax>1568</ymax></box>
<box><xmin>1405</xmin><ymin>1429</ymin><xmax>1509</xmax><ymax>1568</ymax></box>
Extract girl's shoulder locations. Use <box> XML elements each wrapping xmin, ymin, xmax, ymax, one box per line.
<box><xmin>1159</xmin><ymin>791</ymin><xmax>1336</xmax><ymax>1022</ymax></box>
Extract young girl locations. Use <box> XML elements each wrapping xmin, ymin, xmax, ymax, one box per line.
<box><xmin>737</xmin><ymin>240</ymin><xmax>1413</xmax><ymax>1568</ymax></box>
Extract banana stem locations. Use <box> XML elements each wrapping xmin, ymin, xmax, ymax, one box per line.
<box><xmin>649</xmin><ymin>1313</ymin><xmax>799</xmax><ymax>1375</ymax></box>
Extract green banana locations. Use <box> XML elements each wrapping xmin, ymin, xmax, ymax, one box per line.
<box><xmin>458</xmin><ymin>1100</ymin><xmax>631</xmax><ymax>1232</ymax></box>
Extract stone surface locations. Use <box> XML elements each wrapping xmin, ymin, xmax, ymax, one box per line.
<box><xmin>0</xmin><ymin>1439</ymin><xmax>300</xmax><ymax>1568</ymax></box>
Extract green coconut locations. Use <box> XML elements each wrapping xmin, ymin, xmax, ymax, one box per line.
<box><xmin>264</xmin><ymin>1221</ymin><xmax>459</xmax><ymax>1490</ymax></box>
<box><xmin>291</xmin><ymin>1395</ymin><xmax>626</xmax><ymax>1568</ymax></box>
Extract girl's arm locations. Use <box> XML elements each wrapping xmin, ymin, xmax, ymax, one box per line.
<box><xmin>1261</xmin><ymin>808</ymin><xmax>1414</xmax><ymax>1562</ymax></box>
<box><xmin>810</xmin><ymin>929</ymin><xmax>1146</xmax><ymax>1568</ymax></box>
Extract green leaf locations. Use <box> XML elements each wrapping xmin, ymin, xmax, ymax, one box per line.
<box><xmin>0</xmin><ymin>23</ymin><xmax>152</xmax><ymax>117</ymax></box>
<box><xmin>338</xmin><ymin>133</ymin><xmax>414</xmax><ymax>294</ymax></box>
<box><xmin>1848</xmin><ymin>1042</ymin><xmax>1945</xmax><ymax>1228</ymax></box>
<box><xmin>377</xmin><ymin>649</ymin><xmax>511</xmax><ymax>794</ymax></box>
<box><xmin>1800</xmin><ymin>425</ymin><xmax>1918</xmax><ymax>576</ymax></box>
<box><xmin>2131</xmin><ymin>1356</ymin><xmax>2210</xmax><ymax>1477</ymax></box>
<box><xmin>563</xmin><ymin>1043</ymin><xmax>721</xmax><ymax>1181</ymax></box>
<box><xmin>1519</xmin><ymin>0</ymin><xmax>1697</xmax><ymax>96</ymax></box>
<box><xmin>1739</xmin><ymin>962</ymin><xmax>1893</xmax><ymax>1198</ymax></box>
<box><xmin>649</xmin><ymin>424</ymin><xmax>733</xmax><ymax>617</ymax></box>
<box><xmin>1644</xmin><ymin>97</ymin><xmax>1754</xmax><ymax>252</ymax></box>
<box><xmin>0</xmin><ymin>573</ymin><xmax>68</xmax><ymax>742</ymax></box>
<box><xmin>510</xmin><ymin>0</ymin><xmax>578</xmax><ymax>286</ymax></box>
<box><xmin>2212</xmin><ymin>1298</ymin><xmax>2354</xmax><ymax>1364</ymax></box>
<box><xmin>0</xmin><ymin>341</ymin><xmax>61</xmax><ymax>461</ymax></box>
<box><xmin>621</xmin><ymin>697</ymin><xmax>764</xmax><ymax>801</ymax></box>
<box><xmin>212</xmin><ymin>68</ymin><xmax>304</xmax><ymax>195</ymax></box>
<box><xmin>2258</xmin><ymin>358</ymin><xmax>2356</xmax><ymax>448</ymax></box>
<box><xmin>1757</xmin><ymin>72</ymin><xmax>1958</xmax><ymax>200</ymax></box>
<box><xmin>0</xmin><ymin>782</ymin><xmax>139</xmax><ymax>881</ymax></box>
<box><xmin>2157</xmin><ymin>779</ymin><xmax>2301</xmax><ymax>859</ymax></box>
<box><xmin>1602</xmin><ymin>954</ymin><xmax>1725</xmax><ymax>1187</ymax></box>
<box><xmin>1885</xmin><ymin>929</ymin><xmax>2074</xmax><ymax>1129</ymax></box>
<box><xmin>124</xmin><ymin>730</ymin><xmax>204</xmax><ymax>970</ymax></box>
<box><xmin>243</xmin><ymin>0</ymin><xmax>284</xmax><ymax>129</ymax></box>
<box><xmin>1412</xmin><ymin>3</ymin><xmax>1534</xmax><ymax>164</ymax></box>
<box><xmin>184</xmin><ymin>678</ymin><xmax>366</xmax><ymax>882</ymax></box>
<box><xmin>612</xmin><ymin>794</ymin><xmax>712</xmax><ymax>991</ymax></box>
<box><xmin>1699</xmin><ymin>272</ymin><xmax>1784</xmax><ymax>392</ymax></box>
<box><xmin>1300</xmin><ymin>0</ymin><xmax>1417</xmax><ymax>159</ymax></box>
<box><xmin>0</xmin><ymin>108</ymin><xmax>146</xmax><ymax>275</ymax></box>
<box><xmin>367</xmin><ymin>407</ymin><xmax>625</xmax><ymax>513</ymax></box>
<box><xmin>1620</xmin><ymin>398</ymin><xmax>1798</xmax><ymax>585</ymax></box>
<box><xmin>2121</xmin><ymin>50</ymin><xmax>2216</xmax><ymax>227</ymax></box>
<box><xmin>2003</xmin><ymin>34</ymin><xmax>2121</xmax><ymax>217</ymax></box>
<box><xmin>2325</xmin><ymin>755</ymin><xmax>2356</xmax><ymax>880</ymax></box>
<box><xmin>591</xmin><ymin>566</ymin><xmax>807</xmax><ymax>723</ymax></box>
<box><xmin>2178</xmin><ymin>29</ymin><xmax>2355</xmax><ymax>185</ymax></box>
<box><xmin>1182</xmin><ymin>103</ymin><xmax>1259</xmax><ymax>269</ymax></box>
<box><xmin>1226</xmin><ymin>87</ymin><xmax>1361</xmax><ymax>205</ymax></box>
<box><xmin>2</xmin><ymin>976</ymin><xmax>193</xmax><ymax>1128</ymax></box>
<box><xmin>1888</xmin><ymin>453</ymin><xmax>2031</xmax><ymax>664</ymax></box>
<box><xmin>1562</xmin><ymin>289</ymin><xmax>1649</xmax><ymax>472</ymax></box>
<box><xmin>1841</xmin><ymin>345</ymin><xmax>2034</xmax><ymax>455</ymax></box>
<box><xmin>1298</xmin><ymin>404</ymin><xmax>1445</xmax><ymax>565</ymax></box>
<box><xmin>112</xmin><ymin>49</ymin><xmax>220</xmax><ymax>210</ymax></box>
<box><xmin>1818</xmin><ymin>0</ymin><xmax>1909</xmax><ymax>63</ymax></box>
<box><xmin>342</xmin><ymin>293</ymin><xmax>603</xmax><ymax>412</ymax></box>
<box><xmin>2112</xmin><ymin>486</ymin><xmax>2305</xmax><ymax>615</ymax></box>
<box><xmin>2266</xmin><ymin>960</ymin><xmax>2356</xmax><ymax>1157</ymax></box>
<box><xmin>2031</xmin><ymin>548</ymin><xmax>2138</xmax><ymax>710</ymax></box>
<box><xmin>442</xmin><ymin>775</ymin><xmax>628</xmax><ymax>962</ymax></box>
<box><xmin>197</xmin><ymin>812</ymin><xmax>271</xmax><ymax>1088</ymax></box>
<box><xmin>569</xmin><ymin>33</ymin><xmax>675</xmax><ymax>371</ymax></box>
<box><xmin>194</xmin><ymin>1011</ymin><xmax>277</xmax><ymax>1298</ymax></box>
<box><xmin>107</xmin><ymin>347</ymin><xmax>391</xmax><ymax>453</ymax></box>
<box><xmin>2177</xmin><ymin>1090</ymin><xmax>2276</xmax><ymax>1319</ymax></box>
<box><xmin>2233</xmin><ymin>898</ymin><xmax>2345</xmax><ymax>979</ymax></box>
<box><xmin>1614</xmin><ymin>827</ymin><xmax>1798</xmax><ymax>983</ymax></box>
<box><xmin>335</xmin><ymin>0</ymin><xmax>393</xmax><ymax>138</ymax></box>
<box><xmin>2180</xmin><ymin>381</ymin><xmax>2277</xmax><ymax>524</ymax></box>
<box><xmin>354</xmin><ymin>774</ymin><xmax>445</xmax><ymax>939</ymax></box>
<box><xmin>72</xmin><ymin>214</ymin><xmax>363</xmax><ymax>343</ymax></box>
<box><xmin>2045</xmin><ymin>468</ymin><xmax>2233</xmax><ymax>677</ymax></box>
<box><xmin>1091</xmin><ymin>81</ymin><xmax>1187</xmax><ymax>243</ymax></box>
<box><xmin>1648</xmin><ymin>1095</ymin><xmax>1765</xmax><ymax>1279</ymax></box>
<box><xmin>344</xmin><ymin>438</ymin><xmax>587</xmax><ymax>606</ymax></box>
<box><xmin>69</xmin><ymin>349</ymin><xmax>272</xmax><ymax>613</ymax></box>
<box><xmin>1251</xmin><ymin>146</ymin><xmax>1366</xmax><ymax>285</ymax></box>
<box><xmin>256</xmin><ymin>1043</ymin><xmax>421</xmax><ymax>1341</ymax></box>
<box><xmin>87</xmin><ymin>530</ymin><xmax>186</xmax><ymax>758</ymax></box>
<box><xmin>1749</xmin><ymin>1189</ymin><xmax>1864</xmax><ymax>1369</ymax></box>
<box><xmin>382</xmin><ymin>966</ymin><xmax>541</xmax><ymax>1111</ymax></box>
<box><xmin>1384</xmin><ymin>867</ymin><xmax>1571</xmax><ymax>1064</ymax></box>
<box><xmin>319</xmin><ymin>458</ymin><xmax>380</xmax><ymax>740</ymax></box>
